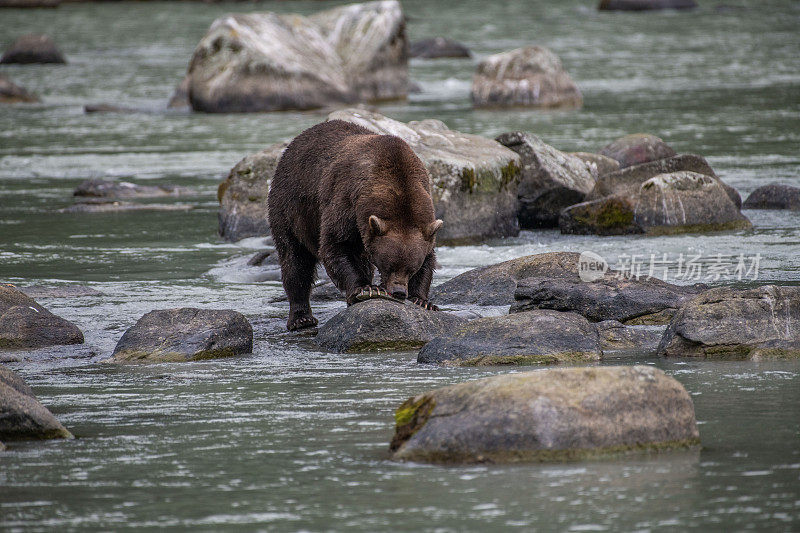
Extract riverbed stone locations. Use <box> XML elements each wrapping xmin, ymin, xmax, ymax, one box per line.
<box><xmin>328</xmin><ymin>108</ymin><xmax>523</xmax><ymax>242</ymax></box>
<box><xmin>561</xmin><ymin>171</ymin><xmax>751</xmax><ymax>236</ymax></box>
<box><xmin>511</xmin><ymin>275</ymin><xmax>703</xmax><ymax>324</ymax></box>
<box><xmin>0</xmin><ymin>366</ymin><xmax>73</xmax><ymax>441</ymax></box>
<box><xmin>597</xmin><ymin>320</ymin><xmax>665</xmax><ymax>353</ymax></box>
<box><xmin>1</xmin><ymin>34</ymin><xmax>66</xmax><ymax>64</ymax></box>
<box><xmin>598</xmin><ymin>0</ymin><xmax>697</xmax><ymax>10</ymax></box>
<box><xmin>390</xmin><ymin>365</ymin><xmax>700</xmax><ymax>463</ymax></box>
<box><xmin>418</xmin><ymin>309</ymin><xmax>601</xmax><ymax>366</ymax></box>
<box><xmin>316</xmin><ymin>299</ymin><xmax>466</xmax><ymax>353</ymax></box>
<box><xmin>110</xmin><ymin>308</ymin><xmax>253</xmax><ymax>362</ymax></box>
<box><xmin>597</xmin><ymin>134</ymin><xmax>676</xmax><ymax>169</ymax></box>
<box><xmin>496</xmin><ymin>131</ymin><xmax>596</xmax><ymax>228</ymax></box>
<box><xmin>0</xmin><ymin>284</ymin><xmax>84</xmax><ymax>349</ymax></box>
<box><xmin>742</xmin><ymin>183</ymin><xmax>800</xmax><ymax>211</ymax></box>
<box><xmin>430</xmin><ymin>252</ymin><xmax>582</xmax><ymax>306</ymax></box>
<box><xmin>74</xmin><ymin>179</ymin><xmax>194</xmax><ymax>200</ymax></box>
<box><xmin>658</xmin><ymin>285</ymin><xmax>800</xmax><ymax>359</ymax></box>
<box><xmin>471</xmin><ymin>46</ymin><xmax>582</xmax><ymax>109</ymax></box>
<box><xmin>585</xmin><ymin>153</ymin><xmax>741</xmax><ymax>208</ymax></box>
<box><xmin>0</xmin><ymin>74</ymin><xmax>39</xmax><ymax>104</ymax></box>
<box><xmin>410</xmin><ymin>37</ymin><xmax>470</xmax><ymax>58</ymax></box>
<box><xmin>184</xmin><ymin>1</ymin><xmax>408</xmax><ymax>112</ymax></box>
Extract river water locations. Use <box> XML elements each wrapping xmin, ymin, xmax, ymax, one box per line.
<box><xmin>1</xmin><ymin>0</ymin><xmax>799</xmax><ymax>530</ymax></box>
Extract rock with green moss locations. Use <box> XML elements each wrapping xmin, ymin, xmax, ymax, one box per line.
<box><xmin>471</xmin><ymin>46</ymin><xmax>582</xmax><ymax>109</ymax></box>
<box><xmin>183</xmin><ymin>1</ymin><xmax>407</xmax><ymax>112</ymax></box>
<box><xmin>511</xmin><ymin>276</ymin><xmax>702</xmax><ymax>324</ymax></box>
<box><xmin>218</xmin><ymin>143</ymin><xmax>286</xmax><ymax>241</ymax></box>
<box><xmin>585</xmin><ymin>153</ymin><xmax>741</xmax><ymax>208</ymax></box>
<box><xmin>430</xmin><ymin>252</ymin><xmax>583</xmax><ymax>306</ymax></box>
<box><xmin>658</xmin><ymin>285</ymin><xmax>800</xmax><ymax>359</ymax></box>
<box><xmin>561</xmin><ymin>171</ymin><xmax>751</xmax><ymax>236</ymax></box>
<box><xmin>417</xmin><ymin>310</ymin><xmax>601</xmax><ymax>366</ymax></box>
<box><xmin>0</xmin><ymin>284</ymin><xmax>84</xmax><ymax>349</ymax></box>
<box><xmin>328</xmin><ymin>108</ymin><xmax>523</xmax><ymax>242</ymax></box>
<box><xmin>109</xmin><ymin>308</ymin><xmax>253</xmax><ymax>362</ymax></box>
<box><xmin>496</xmin><ymin>131</ymin><xmax>596</xmax><ymax>228</ymax></box>
<box><xmin>597</xmin><ymin>134</ymin><xmax>676</xmax><ymax>168</ymax></box>
<box><xmin>0</xmin><ymin>366</ymin><xmax>73</xmax><ymax>442</ymax></box>
<box><xmin>390</xmin><ymin>365</ymin><xmax>700</xmax><ymax>463</ymax></box>
<box><xmin>316</xmin><ymin>299</ymin><xmax>466</xmax><ymax>353</ymax></box>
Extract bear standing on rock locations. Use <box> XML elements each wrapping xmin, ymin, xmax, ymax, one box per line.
<box><xmin>268</xmin><ymin>120</ymin><xmax>443</xmax><ymax>331</ymax></box>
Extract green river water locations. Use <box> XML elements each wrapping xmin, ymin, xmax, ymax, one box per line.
<box><xmin>0</xmin><ymin>0</ymin><xmax>799</xmax><ymax>530</ymax></box>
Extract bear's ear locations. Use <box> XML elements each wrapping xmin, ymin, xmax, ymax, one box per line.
<box><xmin>425</xmin><ymin>219</ymin><xmax>444</xmax><ymax>241</ymax></box>
<box><xmin>369</xmin><ymin>215</ymin><xmax>388</xmax><ymax>237</ymax></box>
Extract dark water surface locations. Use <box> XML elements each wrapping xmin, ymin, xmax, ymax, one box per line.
<box><xmin>1</xmin><ymin>0</ymin><xmax>799</xmax><ymax>530</ymax></box>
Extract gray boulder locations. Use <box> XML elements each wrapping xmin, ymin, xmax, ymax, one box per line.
<box><xmin>1</xmin><ymin>34</ymin><xmax>66</xmax><ymax>64</ymax></box>
<box><xmin>410</xmin><ymin>37</ymin><xmax>470</xmax><ymax>59</ymax></box>
<box><xmin>431</xmin><ymin>252</ymin><xmax>582</xmax><ymax>306</ymax></box>
<box><xmin>185</xmin><ymin>1</ymin><xmax>408</xmax><ymax>112</ymax></box>
<box><xmin>418</xmin><ymin>310</ymin><xmax>601</xmax><ymax>366</ymax></box>
<box><xmin>511</xmin><ymin>275</ymin><xmax>703</xmax><ymax>325</ymax></box>
<box><xmin>471</xmin><ymin>46</ymin><xmax>582</xmax><ymax>109</ymax></box>
<box><xmin>0</xmin><ymin>74</ymin><xmax>39</xmax><ymax>104</ymax></box>
<box><xmin>561</xmin><ymin>171</ymin><xmax>751</xmax><ymax>236</ymax></box>
<box><xmin>597</xmin><ymin>134</ymin><xmax>676</xmax><ymax>169</ymax></box>
<box><xmin>599</xmin><ymin>0</ymin><xmax>697</xmax><ymax>10</ymax></box>
<box><xmin>0</xmin><ymin>366</ymin><xmax>73</xmax><ymax>441</ymax></box>
<box><xmin>74</xmin><ymin>179</ymin><xmax>194</xmax><ymax>200</ymax></box>
<box><xmin>743</xmin><ymin>183</ymin><xmax>800</xmax><ymax>210</ymax></box>
<box><xmin>0</xmin><ymin>284</ymin><xmax>84</xmax><ymax>349</ymax></box>
<box><xmin>316</xmin><ymin>299</ymin><xmax>466</xmax><ymax>353</ymax></box>
<box><xmin>658</xmin><ymin>286</ymin><xmax>800</xmax><ymax>359</ymax></box>
<box><xmin>390</xmin><ymin>365</ymin><xmax>700</xmax><ymax>463</ymax></box>
<box><xmin>496</xmin><ymin>131</ymin><xmax>596</xmax><ymax>228</ymax></box>
<box><xmin>585</xmin><ymin>153</ymin><xmax>741</xmax><ymax>208</ymax></box>
<box><xmin>597</xmin><ymin>320</ymin><xmax>664</xmax><ymax>353</ymax></box>
<box><xmin>110</xmin><ymin>308</ymin><xmax>253</xmax><ymax>362</ymax></box>
<box><xmin>569</xmin><ymin>152</ymin><xmax>620</xmax><ymax>178</ymax></box>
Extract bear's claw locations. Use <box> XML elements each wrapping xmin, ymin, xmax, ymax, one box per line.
<box><xmin>348</xmin><ymin>285</ymin><xmax>396</xmax><ymax>305</ymax></box>
<box><xmin>287</xmin><ymin>315</ymin><xmax>318</xmax><ymax>331</ymax></box>
<box><xmin>410</xmin><ymin>298</ymin><xmax>439</xmax><ymax>311</ymax></box>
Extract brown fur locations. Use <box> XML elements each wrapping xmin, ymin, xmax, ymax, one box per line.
<box><xmin>267</xmin><ymin>120</ymin><xmax>442</xmax><ymax>331</ymax></box>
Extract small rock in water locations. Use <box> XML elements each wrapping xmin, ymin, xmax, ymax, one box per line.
<box><xmin>658</xmin><ymin>285</ymin><xmax>800</xmax><ymax>359</ymax></box>
<box><xmin>60</xmin><ymin>201</ymin><xmax>194</xmax><ymax>213</ymax></box>
<box><xmin>316</xmin><ymin>299</ymin><xmax>465</xmax><ymax>353</ymax></box>
<box><xmin>471</xmin><ymin>46</ymin><xmax>582</xmax><ymax>109</ymax></box>
<box><xmin>598</xmin><ymin>0</ymin><xmax>697</xmax><ymax>10</ymax></box>
<box><xmin>0</xmin><ymin>284</ymin><xmax>84</xmax><ymax>349</ymax></box>
<box><xmin>597</xmin><ymin>133</ymin><xmax>676</xmax><ymax>169</ymax></box>
<box><xmin>0</xmin><ymin>34</ymin><xmax>66</xmax><ymax>64</ymax></box>
<box><xmin>109</xmin><ymin>308</ymin><xmax>253</xmax><ymax>362</ymax></box>
<box><xmin>742</xmin><ymin>183</ymin><xmax>800</xmax><ymax>211</ymax></box>
<box><xmin>409</xmin><ymin>37</ymin><xmax>471</xmax><ymax>58</ymax></box>
<box><xmin>417</xmin><ymin>309</ymin><xmax>601</xmax><ymax>366</ymax></box>
<box><xmin>0</xmin><ymin>74</ymin><xmax>40</xmax><ymax>104</ymax></box>
<box><xmin>390</xmin><ymin>365</ymin><xmax>700</xmax><ymax>463</ymax></box>
<box><xmin>0</xmin><ymin>366</ymin><xmax>73</xmax><ymax>441</ymax></box>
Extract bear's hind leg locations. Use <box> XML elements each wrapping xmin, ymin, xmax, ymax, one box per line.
<box><xmin>276</xmin><ymin>234</ymin><xmax>319</xmax><ymax>331</ymax></box>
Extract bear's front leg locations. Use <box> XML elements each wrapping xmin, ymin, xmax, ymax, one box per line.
<box><xmin>320</xmin><ymin>242</ymin><xmax>394</xmax><ymax>306</ymax></box>
<box><xmin>408</xmin><ymin>251</ymin><xmax>439</xmax><ymax>311</ymax></box>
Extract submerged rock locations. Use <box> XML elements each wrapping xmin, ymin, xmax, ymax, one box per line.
<box><xmin>598</xmin><ymin>0</ymin><xmax>697</xmax><ymax>10</ymax></box>
<box><xmin>431</xmin><ymin>252</ymin><xmax>582</xmax><ymax>306</ymax></box>
<box><xmin>471</xmin><ymin>46</ymin><xmax>582</xmax><ymax>109</ymax></box>
<box><xmin>742</xmin><ymin>183</ymin><xmax>800</xmax><ymax>210</ymax></box>
<box><xmin>1</xmin><ymin>34</ymin><xmax>66</xmax><ymax>64</ymax></box>
<box><xmin>561</xmin><ymin>171</ymin><xmax>751</xmax><ymax>236</ymax></box>
<box><xmin>409</xmin><ymin>37</ymin><xmax>470</xmax><ymax>58</ymax></box>
<box><xmin>496</xmin><ymin>131</ymin><xmax>595</xmax><ymax>228</ymax></box>
<box><xmin>184</xmin><ymin>1</ymin><xmax>408</xmax><ymax>112</ymax></box>
<box><xmin>0</xmin><ymin>284</ymin><xmax>84</xmax><ymax>349</ymax></box>
<box><xmin>418</xmin><ymin>310</ymin><xmax>601</xmax><ymax>366</ymax></box>
<box><xmin>110</xmin><ymin>308</ymin><xmax>253</xmax><ymax>362</ymax></box>
<box><xmin>18</xmin><ymin>285</ymin><xmax>104</xmax><ymax>299</ymax></box>
<box><xmin>658</xmin><ymin>286</ymin><xmax>800</xmax><ymax>359</ymax></box>
<box><xmin>597</xmin><ymin>320</ymin><xmax>664</xmax><ymax>353</ymax></box>
<box><xmin>511</xmin><ymin>275</ymin><xmax>703</xmax><ymax>324</ymax></box>
<box><xmin>390</xmin><ymin>365</ymin><xmax>700</xmax><ymax>463</ymax></box>
<box><xmin>60</xmin><ymin>201</ymin><xmax>194</xmax><ymax>213</ymax></box>
<box><xmin>0</xmin><ymin>0</ymin><xmax>60</xmax><ymax>6</ymax></box>
<box><xmin>316</xmin><ymin>299</ymin><xmax>465</xmax><ymax>353</ymax></box>
<box><xmin>0</xmin><ymin>74</ymin><xmax>39</xmax><ymax>104</ymax></box>
<box><xmin>74</xmin><ymin>179</ymin><xmax>194</xmax><ymax>199</ymax></box>
<box><xmin>597</xmin><ymin>134</ymin><xmax>676</xmax><ymax>169</ymax></box>
<box><xmin>0</xmin><ymin>366</ymin><xmax>73</xmax><ymax>441</ymax></box>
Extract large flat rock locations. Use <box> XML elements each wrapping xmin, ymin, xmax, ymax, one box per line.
<box><xmin>390</xmin><ymin>366</ymin><xmax>700</xmax><ymax>463</ymax></box>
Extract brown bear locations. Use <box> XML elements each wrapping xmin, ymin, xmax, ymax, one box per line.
<box><xmin>267</xmin><ymin>120</ymin><xmax>443</xmax><ymax>331</ymax></box>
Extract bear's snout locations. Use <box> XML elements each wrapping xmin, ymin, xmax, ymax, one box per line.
<box><xmin>391</xmin><ymin>288</ymin><xmax>407</xmax><ymax>300</ymax></box>
<box><xmin>384</xmin><ymin>273</ymin><xmax>409</xmax><ymax>300</ymax></box>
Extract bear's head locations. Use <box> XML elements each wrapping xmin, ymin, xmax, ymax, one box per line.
<box><xmin>365</xmin><ymin>215</ymin><xmax>443</xmax><ymax>299</ymax></box>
